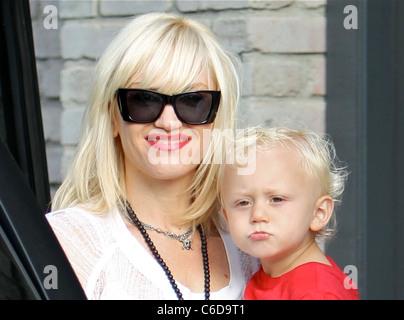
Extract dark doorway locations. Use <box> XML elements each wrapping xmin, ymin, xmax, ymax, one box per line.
<box><xmin>326</xmin><ymin>0</ymin><xmax>404</xmax><ymax>299</ymax></box>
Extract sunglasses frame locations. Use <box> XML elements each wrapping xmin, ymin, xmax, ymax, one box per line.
<box><xmin>116</xmin><ymin>88</ymin><xmax>221</xmax><ymax>125</ymax></box>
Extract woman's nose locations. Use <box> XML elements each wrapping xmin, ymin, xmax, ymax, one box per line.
<box><xmin>154</xmin><ymin>104</ymin><xmax>182</xmax><ymax>131</ymax></box>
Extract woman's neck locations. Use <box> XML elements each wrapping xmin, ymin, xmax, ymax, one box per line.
<box><xmin>124</xmin><ymin>169</ymin><xmax>194</xmax><ymax>232</ymax></box>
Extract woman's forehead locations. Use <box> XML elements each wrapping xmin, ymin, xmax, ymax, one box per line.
<box><xmin>127</xmin><ymin>70</ymin><xmax>216</xmax><ymax>93</ymax></box>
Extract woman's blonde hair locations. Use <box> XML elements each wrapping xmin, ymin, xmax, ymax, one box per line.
<box><xmin>52</xmin><ymin>12</ymin><xmax>241</xmax><ymax>231</ymax></box>
<box><xmin>217</xmin><ymin>126</ymin><xmax>349</xmax><ymax>241</ymax></box>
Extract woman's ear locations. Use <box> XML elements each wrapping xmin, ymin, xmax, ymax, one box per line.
<box><xmin>310</xmin><ymin>195</ymin><xmax>334</xmax><ymax>232</ymax></box>
<box><xmin>111</xmin><ymin>105</ymin><xmax>120</xmax><ymax>138</ymax></box>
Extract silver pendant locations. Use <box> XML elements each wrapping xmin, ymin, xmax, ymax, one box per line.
<box><xmin>181</xmin><ymin>238</ymin><xmax>193</xmax><ymax>250</ymax></box>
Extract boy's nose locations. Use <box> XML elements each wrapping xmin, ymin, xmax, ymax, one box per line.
<box><xmin>250</xmin><ymin>202</ymin><xmax>270</xmax><ymax>224</ymax></box>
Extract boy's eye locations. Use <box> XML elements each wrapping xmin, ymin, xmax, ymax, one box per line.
<box><xmin>271</xmin><ymin>197</ymin><xmax>284</xmax><ymax>203</ymax></box>
<box><xmin>237</xmin><ymin>200</ymin><xmax>251</xmax><ymax>207</ymax></box>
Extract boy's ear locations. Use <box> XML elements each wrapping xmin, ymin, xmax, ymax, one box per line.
<box><xmin>221</xmin><ymin>207</ymin><xmax>229</xmax><ymax>224</ymax></box>
<box><xmin>310</xmin><ymin>195</ymin><xmax>334</xmax><ymax>232</ymax></box>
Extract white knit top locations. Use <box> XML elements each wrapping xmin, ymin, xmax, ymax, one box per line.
<box><xmin>46</xmin><ymin>206</ymin><xmax>259</xmax><ymax>300</ymax></box>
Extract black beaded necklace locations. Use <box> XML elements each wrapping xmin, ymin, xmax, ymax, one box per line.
<box><xmin>122</xmin><ymin>201</ymin><xmax>210</xmax><ymax>300</ymax></box>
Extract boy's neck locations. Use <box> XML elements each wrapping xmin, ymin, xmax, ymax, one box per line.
<box><xmin>261</xmin><ymin>240</ymin><xmax>331</xmax><ymax>278</ymax></box>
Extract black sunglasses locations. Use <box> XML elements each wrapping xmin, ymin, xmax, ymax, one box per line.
<box><xmin>116</xmin><ymin>89</ymin><xmax>221</xmax><ymax>125</ymax></box>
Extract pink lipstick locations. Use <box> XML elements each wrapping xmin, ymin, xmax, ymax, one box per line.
<box><xmin>146</xmin><ymin>133</ymin><xmax>192</xmax><ymax>151</ymax></box>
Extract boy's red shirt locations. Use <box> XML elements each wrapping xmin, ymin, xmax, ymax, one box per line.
<box><xmin>244</xmin><ymin>256</ymin><xmax>359</xmax><ymax>300</ymax></box>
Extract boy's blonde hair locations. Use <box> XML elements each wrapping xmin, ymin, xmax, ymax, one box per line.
<box><xmin>218</xmin><ymin>126</ymin><xmax>349</xmax><ymax>241</ymax></box>
<box><xmin>52</xmin><ymin>13</ymin><xmax>241</xmax><ymax>231</ymax></box>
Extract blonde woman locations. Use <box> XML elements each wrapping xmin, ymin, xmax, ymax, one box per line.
<box><xmin>218</xmin><ymin>127</ymin><xmax>359</xmax><ymax>299</ymax></box>
<box><xmin>46</xmin><ymin>13</ymin><xmax>259</xmax><ymax>300</ymax></box>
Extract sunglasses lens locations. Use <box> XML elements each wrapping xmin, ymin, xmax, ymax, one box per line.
<box><xmin>175</xmin><ymin>92</ymin><xmax>213</xmax><ymax>123</ymax></box>
<box><xmin>118</xmin><ymin>89</ymin><xmax>219</xmax><ymax>124</ymax></box>
<box><xmin>126</xmin><ymin>90</ymin><xmax>163</xmax><ymax>122</ymax></box>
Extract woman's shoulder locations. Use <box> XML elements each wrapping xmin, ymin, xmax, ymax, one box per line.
<box><xmin>47</xmin><ymin>205</ymin><xmax>105</xmax><ymax>228</ymax></box>
<box><xmin>45</xmin><ymin>206</ymin><xmax>121</xmax><ymax>290</ymax></box>
<box><xmin>47</xmin><ymin>206</ymin><xmax>106</xmax><ymax>235</ymax></box>
<box><xmin>46</xmin><ymin>205</ymin><xmax>117</xmax><ymax>255</ymax></box>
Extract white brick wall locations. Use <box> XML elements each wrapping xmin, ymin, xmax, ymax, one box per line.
<box><xmin>31</xmin><ymin>0</ymin><xmax>327</xmax><ymax>193</ymax></box>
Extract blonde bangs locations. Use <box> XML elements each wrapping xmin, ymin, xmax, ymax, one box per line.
<box><xmin>111</xmin><ymin>16</ymin><xmax>217</xmax><ymax>94</ymax></box>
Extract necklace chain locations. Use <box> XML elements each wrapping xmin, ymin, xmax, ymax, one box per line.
<box><xmin>142</xmin><ymin>222</ymin><xmax>194</xmax><ymax>250</ymax></box>
<box><xmin>120</xmin><ymin>201</ymin><xmax>210</xmax><ymax>300</ymax></box>
<box><xmin>120</xmin><ymin>205</ymin><xmax>194</xmax><ymax>250</ymax></box>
